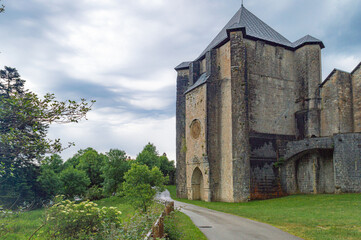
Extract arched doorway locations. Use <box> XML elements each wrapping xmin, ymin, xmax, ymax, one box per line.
<box><xmin>191</xmin><ymin>167</ymin><xmax>204</xmax><ymax>200</ymax></box>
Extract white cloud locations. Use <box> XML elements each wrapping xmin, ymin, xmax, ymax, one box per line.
<box><xmin>1</xmin><ymin>0</ymin><xmax>360</xmax><ymax>164</ymax></box>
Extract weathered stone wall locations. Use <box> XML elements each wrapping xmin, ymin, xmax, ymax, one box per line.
<box><xmin>176</xmin><ymin>69</ymin><xmax>189</xmax><ymax>198</ymax></box>
<box><xmin>217</xmin><ymin>43</ymin><xmax>233</xmax><ymax>202</ymax></box>
<box><xmin>185</xmin><ymin>84</ymin><xmax>210</xmax><ymax>201</ymax></box>
<box><xmin>333</xmin><ymin>133</ymin><xmax>361</xmax><ymax>193</ymax></box>
<box><xmin>294</xmin><ymin>45</ymin><xmax>322</xmax><ymax>138</ymax></box>
<box><xmin>321</xmin><ymin>70</ymin><xmax>354</xmax><ymax>136</ymax></box>
<box><xmin>281</xmin><ymin>151</ymin><xmax>334</xmax><ymax>194</ymax></box>
<box><xmin>230</xmin><ymin>30</ymin><xmax>250</xmax><ymax>202</ymax></box>
<box><xmin>245</xmin><ymin>39</ymin><xmax>297</xmax><ymax>136</ymax></box>
<box><xmin>249</xmin><ymin>133</ymin><xmax>294</xmax><ymax>199</ymax></box>
<box><xmin>320</xmin><ymin>72</ymin><xmax>339</xmax><ymax>136</ymax></box>
<box><xmin>352</xmin><ymin>66</ymin><xmax>361</xmax><ymax>132</ymax></box>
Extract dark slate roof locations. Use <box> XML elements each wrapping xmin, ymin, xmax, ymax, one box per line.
<box><xmin>184</xmin><ymin>73</ymin><xmax>209</xmax><ymax>94</ymax></box>
<box><xmin>351</xmin><ymin>62</ymin><xmax>361</xmax><ymax>75</ymax></box>
<box><xmin>175</xmin><ymin>61</ymin><xmax>191</xmax><ymax>70</ymax></box>
<box><xmin>292</xmin><ymin>35</ymin><xmax>325</xmax><ymax>49</ymax></box>
<box><xmin>196</xmin><ymin>5</ymin><xmax>324</xmax><ymax>60</ymax></box>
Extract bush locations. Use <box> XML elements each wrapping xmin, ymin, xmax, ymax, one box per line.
<box><xmin>84</xmin><ymin>186</ymin><xmax>104</xmax><ymax>201</ymax></box>
<box><xmin>41</xmin><ymin>198</ymin><xmax>122</xmax><ymax>239</ymax></box>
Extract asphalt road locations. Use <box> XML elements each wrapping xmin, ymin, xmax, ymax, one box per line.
<box><xmin>156</xmin><ymin>190</ymin><xmax>302</xmax><ymax>240</ymax></box>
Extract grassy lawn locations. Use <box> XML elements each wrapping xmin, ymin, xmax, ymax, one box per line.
<box><xmin>0</xmin><ymin>197</ymin><xmax>135</xmax><ymax>240</ymax></box>
<box><xmin>167</xmin><ymin>185</ymin><xmax>361</xmax><ymax>240</ymax></box>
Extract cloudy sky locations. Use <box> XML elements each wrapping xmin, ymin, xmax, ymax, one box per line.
<box><xmin>0</xmin><ymin>0</ymin><xmax>360</xmax><ymax>161</ymax></box>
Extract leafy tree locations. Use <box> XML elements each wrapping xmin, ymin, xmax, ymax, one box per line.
<box><xmin>63</xmin><ymin>148</ymin><xmax>87</xmax><ymax>169</ymax></box>
<box><xmin>136</xmin><ymin>143</ymin><xmax>176</xmax><ymax>184</ymax></box>
<box><xmin>37</xmin><ymin>166</ymin><xmax>63</xmax><ymax>199</ymax></box>
<box><xmin>0</xmin><ymin>0</ymin><xmax>4</xmax><ymax>14</ymax></box>
<box><xmin>122</xmin><ymin>163</ymin><xmax>167</xmax><ymax>212</ymax></box>
<box><xmin>60</xmin><ymin>168</ymin><xmax>90</xmax><ymax>199</ymax></box>
<box><xmin>159</xmin><ymin>154</ymin><xmax>176</xmax><ymax>184</ymax></box>
<box><xmin>76</xmin><ymin>148</ymin><xmax>106</xmax><ymax>187</ymax></box>
<box><xmin>41</xmin><ymin>154</ymin><xmax>64</xmax><ymax>174</ymax></box>
<box><xmin>102</xmin><ymin>149</ymin><xmax>130</xmax><ymax>195</ymax></box>
<box><xmin>0</xmin><ymin>66</ymin><xmax>94</xmax><ymax>206</ymax></box>
<box><xmin>136</xmin><ymin>143</ymin><xmax>160</xmax><ymax>169</ymax></box>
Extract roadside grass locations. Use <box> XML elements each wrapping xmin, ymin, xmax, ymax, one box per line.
<box><xmin>167</xmin><ymin>185</ymin><xmax>361</xmax><ymax>240</ymax></box>
<box><xmin>165</xmin><ymin>210</ymin><xmax>207</xmax><ymax>240</ymax></box>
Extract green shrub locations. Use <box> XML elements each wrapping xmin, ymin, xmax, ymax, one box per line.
<box><xmin>85</xmin><ymin>186</ymin><xmax>104</xmax><ymax>201</ymax></box>
<box><xmin>41</xmin><ymin>199</ymin><xmax>122</xmax><ymax>239</ymax></box>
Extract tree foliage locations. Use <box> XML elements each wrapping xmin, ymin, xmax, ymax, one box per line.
<box><xmin>102</xmin><ymin>149</ymin><xmax>130</xmax><ymax>195</ymax></box>
<box><xmin>0</xmin><ymin>0</ymin><xmax>4</xmax><ymax>14</ymax></box>
<box><xmin>60</xmin><ymin>168</ymin><xmax>90</xmax><ymax>199</ymax></box>
<box><xmin>123</xmin><ymin>163</ymin><xmax>167</xmax><ymax>212</ymax></box>
<box><xmin>136</xmin><ymin>143</ymin><xmax>176</xmax><ymax>184</ymax></box>
<box><xmin>76</xmin><ymin>148</ymin><xmax>106</xmax><ymax>187</ymax></box>
<box><xmin>0</xmin><ymin>66</ymin><xmax>94</xmax><ymax>206</ymax></box>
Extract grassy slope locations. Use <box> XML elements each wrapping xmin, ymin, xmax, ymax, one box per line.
<box><xmin>167</xmin><ymin>185</ymin><xmax>361</xmax><ymax>240</ymax></box>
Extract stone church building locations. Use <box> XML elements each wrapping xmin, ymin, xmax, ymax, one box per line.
<box><xmin>175</xmin><ymin>5</ymin><xmax>361</xmax><ymax>202</ymax></box>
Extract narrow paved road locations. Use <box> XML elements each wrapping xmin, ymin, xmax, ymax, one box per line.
<box><xmin>156</xmin><ymin>191</ymin><xmax>302</xmax><ymax>240</ymax></box>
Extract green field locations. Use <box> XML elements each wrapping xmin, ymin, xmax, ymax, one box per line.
<box><xmin>0</xmin><ymin>196</ymin><xmax>206</xmax><ymax>240</ymax></box>
<box><xmin>0</xmin><ymin>197</ymin><xmax>134</xmax><ymax>240</ymax></box>
<box><xmin>167</xmin><ymin>185</ymin><xmax>361</xmax><ymax>240</ymax></box>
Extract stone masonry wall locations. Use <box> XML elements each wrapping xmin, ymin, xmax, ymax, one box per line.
<box><xmin>333</xmin><ymin>133</ymin><xmax>361</xmax><ymax>193</ymax></box>
<box><xmin>185</xmin><ymin>84</ymin><xmax>210</xmax><ymax>201</ymax></box>
<box><xmin>245</xmin><ymin>39</ymin><xmax>297</xmax><ymax>136</ymax></box>
<box><xmin>321</xmin><ymin>70</ymin><xmax>354</xmax><ymax>136</ymax></box>
<box><xmin>230</xmin><ymin>30</ymin><xmax>250</xmax><ymax>202</ymax></box>
<box><xmin>294</xmin><ymin>45</ymin><xmax>322</xmax><ymax>138</ymax></box>
<box><xmin>352</xmin><ymin>66</ymin><xmax>361</xmax><ymax>132</ymax></box>
<box><xmin>216</xmin><ymin>43</ymin><xmax>234</xmax><ymax>202</ymax></box>
<box><xmin>176</xmin><ymin>69</ymin><xmax>189</xmax><ymax>198</ymax></box>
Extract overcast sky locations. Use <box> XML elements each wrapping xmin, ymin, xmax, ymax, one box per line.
<box><xmin>0</xmin><ymin>0</ymin><xmax>360</xmax><ymax>161</ymax></box>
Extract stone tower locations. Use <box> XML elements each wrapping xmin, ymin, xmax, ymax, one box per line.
<box><xmin>176</xmin><ymin>5</ymin><xmax>361</xmax><ymax>202</ymax></box>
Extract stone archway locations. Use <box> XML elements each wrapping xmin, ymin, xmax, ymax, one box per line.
<box><xmin>191</xmin><ymin>167</ymin><xmax>204</xmax><ymax>200</ymax></box>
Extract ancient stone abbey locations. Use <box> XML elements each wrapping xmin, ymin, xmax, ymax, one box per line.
<box><xmin>175</xmin><ymin>5</ymin><xmax>361</xmax><ymax>202</ymax></box>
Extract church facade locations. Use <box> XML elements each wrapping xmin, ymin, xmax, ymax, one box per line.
<box><xmin>175</xmin><ymin>5</ymin><xmax>361</xmax><ymax>202</ymax></box>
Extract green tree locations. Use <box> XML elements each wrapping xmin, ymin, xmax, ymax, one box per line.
<box><xmin>136</xmin><ymin>143</ymin><xmax>160</xmax><ymax>169</ymax></box>
<box><xmin>0</xmin><ymin>0</ymin><xmax>4</xmax><ymax>14</ymax></box>
<box><xmin>159</xmin><ymin>154</ymin><xmax>176</xmax><ymax>184</ymax></box>
<box><xmin>102</xmin><ymin>149</ymin><xmax>130</xmax><ymax>195</ymax></box>
<box><xmin>41</xmin><ymin>154</ymin><xmax>64</xmax><ymax>174</ymax></box>
<box><xmin>136</xmin><ymin>143</ymin><xmax>176</xmax><ymax>184</ymax></box>
<box><xmin>123</xmin><ymin>163</ymin><xmax>167</xmax><ymax>212</ymax></box>
<box><xmin>37</xmin><ymin>166</ymin><xmax>63</xmax><ymax>199</ymax></box>
<box><xmin>76</xmin><ymin>148</ymin><xmax>106</xmax><ymax>187</ymax></box>
<box><xmin>0</xmin><ymin>66</ymin><xmax>94</xmax><ymax>206</ymax></box>
<box><xmin>60</xmin><ymin>168</ymin><xmax>90</xmax><ymax>199</ymax></box>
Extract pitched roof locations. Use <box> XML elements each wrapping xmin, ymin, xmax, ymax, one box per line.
<box><xmin>292</xmin><ymin>35</ymin><xmax>325</xmax><ymax>49</ymax></box>
<box><xmin>196</xmin><ymin>5</ymin><xmax>324</xmax><ymax>60</ymax></box>
<box><xmin>175</xmin><ymin>61</ymin><xmax>191</xmax><ymax>70</ymax></box>
<box><xmin>184</xmin><ymin>73</ymin><xmax>209</xmax><ymax>94</ymax></box>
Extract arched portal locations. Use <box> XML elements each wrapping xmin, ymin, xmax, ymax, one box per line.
<box><xmin>191</xmin><ymin>167</ymin><xmax>204</xmax><ymax>200</ymax></box>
